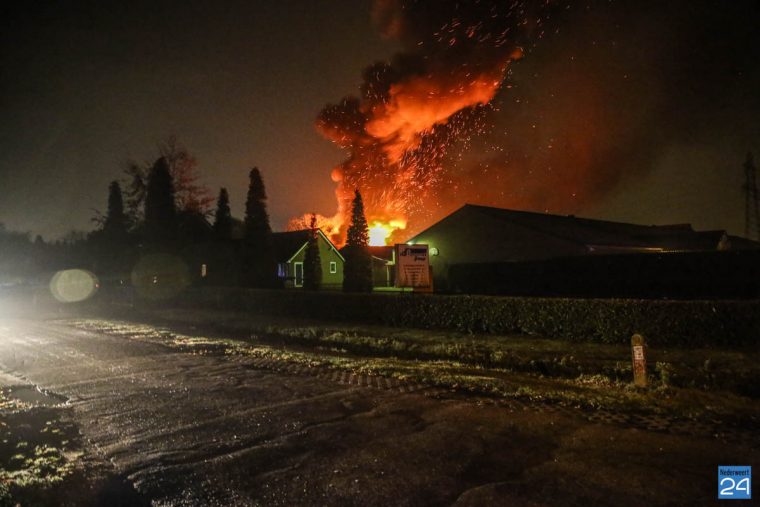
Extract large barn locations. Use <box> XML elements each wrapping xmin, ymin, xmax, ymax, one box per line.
<box><xmin>405</xmin><ymin>204</ymin><xmax>759</xmax><ymax>293</ymax></box>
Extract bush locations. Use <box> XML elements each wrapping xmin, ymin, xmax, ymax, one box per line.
<box><xmin>449</xmin><ymin>250</ymin><xmax>760</xmax><ymax>299</ymax></box>
<box><xmin>168</xmin><ymin>288</ymin><xmax>759</xmax><ymax>348</ymax></box>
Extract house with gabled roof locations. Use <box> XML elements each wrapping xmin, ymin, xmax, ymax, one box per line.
<box><xmin>272</xmin><ymin>229</ymin><xmax>344</xmax><ymax>289</ymax></box>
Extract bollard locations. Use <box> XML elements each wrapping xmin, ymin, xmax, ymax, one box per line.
<box><xmin>631</xmin><ymin>333</ymin><xmax>648</xmax><ymax>388</ymax></box>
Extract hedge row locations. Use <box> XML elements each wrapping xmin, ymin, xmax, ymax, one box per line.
<box><xmin>448</xmin><ymin>250</ymin><xmax>760</xmax><ymax>299</ymax></box>
<box><xmin>164</xmin><ymin>288</ymin><xmax>759</xmax><ymax>348</ymax></box>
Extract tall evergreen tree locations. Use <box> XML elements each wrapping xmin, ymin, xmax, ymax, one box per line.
<box><xmin>243</xmin><ymin>167</ymin><xmax>276</xmax><ymax>287</ymax></box>
<box><xmin>213</xmin><ymin>187</ymin><xmax>233</xmax><ymax>240</ymax></box>
<box><xmin>343</xmin><ymin>190</ymin><xmax>373</xmax><ymax>292</ymax></box>
<box><xmin>103</xmin><ymin>181</ymin><xmax>128</xmax><ymax>239</ymax></box>
<box><xmin>91</xmin><ymin>181</ymin><xmax>132</xmax><ymax>275</ymax></box>
<box><xmin>303</xmin><ymin>214</ymin><xmax>322</xmax><ymax>290</ymax></box>
<box><xmin>144</xmin><ymin>157</ymin><xmax>177</xmax><ymax>245</ymax></box>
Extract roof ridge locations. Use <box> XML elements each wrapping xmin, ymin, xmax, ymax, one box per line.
<box><xmin>463</xmin><ymin>203</ymin><xmax>689</xmax><ymax>230</ymax></box>
<box><xmin>467</xmin><ymin>205</ymin><xmax>589</xmax><ymax>248</ymax></box>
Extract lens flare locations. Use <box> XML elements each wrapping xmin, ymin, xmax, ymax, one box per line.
<box><xmin>50</xmin><ymin>269</ymin><xmax>99</xmax><ymax>303</ymax></box>
<box><xmin>131</xmin><ymin>253</ymin><xmax>190</xmax><ymax>300</ymax></box>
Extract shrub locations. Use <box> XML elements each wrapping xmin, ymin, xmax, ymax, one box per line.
<box><xmin>169</xmin><ymin>288</ymin><xmax>759</xmax><ymax>348</ymax></box>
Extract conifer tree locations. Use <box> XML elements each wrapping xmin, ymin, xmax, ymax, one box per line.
<box><xmin>243</xmin><ymin>167</ymin><xmax>276</xmax><ymax>287</ymax></box>
<box><xmin>103</xmin><ymin>181</ymin><xmax>128</xmax><ymax>239</ymax></box>
<box><xmin>343</xmin><ymin>190</ymin><xmax>373</xmax><ymax>292</ymax></box>
<box><xmin>144</xmin><ymin>157</ymin><xmax>177</xmax><ymax>245</ymax></box>
<box><xmin>303</xmin><ymin>214</ymin><xmax>322</xmax><ymax>290</ymax></box>
<box><xmin>91</xmin><ymin>181</ymin><xmax>133</xmax><ymax>275</ymax></box>
<box><xmin>213</xmin><ymin>187</ymin><xmax>233</xmax><ymax>240</ymax></box>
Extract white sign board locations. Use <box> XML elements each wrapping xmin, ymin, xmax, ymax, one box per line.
<box><xmin>395</xmin><ymin>244</ymin><xmax>431</xmax><ymax>288</ymax></box>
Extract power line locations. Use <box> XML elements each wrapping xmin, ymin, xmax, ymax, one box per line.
<box><xmin>743</xmin><ymin>152</ymin><xmax>760</xmax><ymax>240</ymax></box>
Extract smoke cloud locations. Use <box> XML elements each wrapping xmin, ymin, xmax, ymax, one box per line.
<box><xmin>301</xmin><ymin>0</ymin><xmax>760</xmax><ymax>243</ymax></box>
<box><xmin>298</xmin><ymin>0</ymin><xmax>549</xmax><ymax>243</ymax></box>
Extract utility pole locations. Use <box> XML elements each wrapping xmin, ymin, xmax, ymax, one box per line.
<box><xmin>743</xmin><ymin>152</ymin><xmax>760</xmax><ymax>240</ymax></box>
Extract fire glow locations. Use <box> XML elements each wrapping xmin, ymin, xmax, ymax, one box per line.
<box><xmin>368</xmin><ymin>219</ymin><xmax>407</xmax><ymax>246</ymax></box>
<box><xmin>292</xmin><ymin>0</ymin><xmax>548</xmax><ymax>246</ymax></box>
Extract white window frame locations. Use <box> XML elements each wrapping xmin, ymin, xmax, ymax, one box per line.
<box><xmin>329</xmin><ymin>261</ymin><xmax>337</xmax><ymax>274</ymax></box>
<box><xmin>293</xmin><ymin>261</ymin><xmax>304</xmax><ymax>287</ymax></box>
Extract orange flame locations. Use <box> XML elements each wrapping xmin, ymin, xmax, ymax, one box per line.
<box><xmin>286</xmin><ymin>213</ymin><xmax>341</xmax><ymax>242</ymax></box>
<box><xmin>294</xmin><ymin>1</ymin><xmax>536</xmax><ymax>245</ymax></box>
<box><xmin>368</xmin><ymin>218</ymin><xmax>407</xmax><ymax>246</ymax></box>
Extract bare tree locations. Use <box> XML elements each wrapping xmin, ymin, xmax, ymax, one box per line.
<box><xmin>159</xmin><ymin>136</ymin><xmax>214</xmax><ymax>215</ymax></box>
<box><xmin>123</xmin><ymin>161</ymin><xmax>147</xmax><ymax>223</ymax></box>
<box><xmin>122</xmin><ymin>136</ymin><xmax>213</xmax><ymax>222</ymax></box>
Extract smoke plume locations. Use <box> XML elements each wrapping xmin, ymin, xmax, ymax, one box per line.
<box><xmin>296</xmin><ymin>0</ymin><xmax>549</xmax><ymax>244</ymax></box>
<box><xmin>300</xmin><ymin>0</ymin><xmax>760</xmax><ymax>243</ymax></box>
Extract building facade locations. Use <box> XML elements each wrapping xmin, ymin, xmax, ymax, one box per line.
<box><xmin>273</xmin><ymin>229</ymin><xmax>344</xmax><ymax>289</ymax></box>
<box><xmin>405</xmin><ymin>204</ymin><xmax>758</xmax><ymax>291</ymax></box>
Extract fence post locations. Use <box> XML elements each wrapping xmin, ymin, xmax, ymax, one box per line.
<box><xmin>631</xmin><ymin>333</ymin><xmax>647</xmax><ymax>387</ymax></box>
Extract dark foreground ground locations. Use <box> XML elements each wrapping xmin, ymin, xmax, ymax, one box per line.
<box><xmin>0</xmin><ymin>317</ymin><xmax>757</xmax><ymax>506</ymax></box>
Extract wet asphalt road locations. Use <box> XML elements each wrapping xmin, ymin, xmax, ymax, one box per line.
<box><xmin>0</xmin><ymin>317</ymin><xmax>756</xmax><ymax>506</ymax></box>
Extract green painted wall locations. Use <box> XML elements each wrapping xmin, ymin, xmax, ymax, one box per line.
<box><xmin>284</xmin><ymin>234</ymin><xmax>344</xmax><ymax>289</ymax></box>
<box><xmin>408</xmin><ymin>207</ymin><xmax>583</xmax><ymax>290</ymax></box>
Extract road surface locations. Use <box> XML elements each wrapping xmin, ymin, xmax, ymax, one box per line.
<box><xmin>0</xmin><ymin>317</ymin><xmax>756</xmax><ymax>506</ymax></box>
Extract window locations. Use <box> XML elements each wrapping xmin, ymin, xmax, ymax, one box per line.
<box><xmin>277</xmin><ymin>263</ymin><xmax>287</xmax><ymax>278</ymax></box>
<box><xmin>329</xmin><ymin>261</ymin><xmax>337</xmax><ymax>274</ymax></box>
<box><xmin>294</xmin><ymin>262</ymin><xmax>304</xmax><ymax>287</ymax></box>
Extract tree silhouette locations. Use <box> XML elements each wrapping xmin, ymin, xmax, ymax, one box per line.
<box><xmin>243</xmin><ymin>167</ymin><xmax>276</xmax><ymax>287</ymax></box>
<box><xmin>123</xmin><ymin>160</ymin><xmax>147</xmax><ymax>224</ymax></box>
<box><xmin>103</xmin><ymin>181</ymin><xmax>129</xmax><ymax>239</ymax></box>
<box><xmin>159</xmin><ymin>136</ymin><xmax>213</xmax><ymax>214</ymax></box>
<box><xmin>342</xmin><ymin>190</ymin><xmax>372</xmax><ymax>292</ymax></box>
<box><xmin>90</xmin><ymin>181</ymin><xmax>133</xmax><ymax>276</ymax></box>
<box><xmin>303</xmin><ymin>214</ymin><xmax>322</xmax><ymax>290</ymax></box>
<box><xmin>144</xmin><ymin>157</ymin><xmax>177</xmax><ymax>245</ymax></box>
<box><xmin>122</xmin><ymin>137</ymin><xmax>212</xmax><ymax>221</ymax></box>
<box><xmin>213</xmin><ymin>187</ymin><xmax>233</xmax><ymax>240</ymax></box>
<box><xmin>0</xmin><ymin>224</ymin><xmax>40</xmax><ymax>280</ymax></box>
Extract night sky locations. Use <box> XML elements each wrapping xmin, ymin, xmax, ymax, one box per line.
<box><xmin>1</xmin><ymin>0</ymin><xmax>759</xmax><ymax>241</ymax></box>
